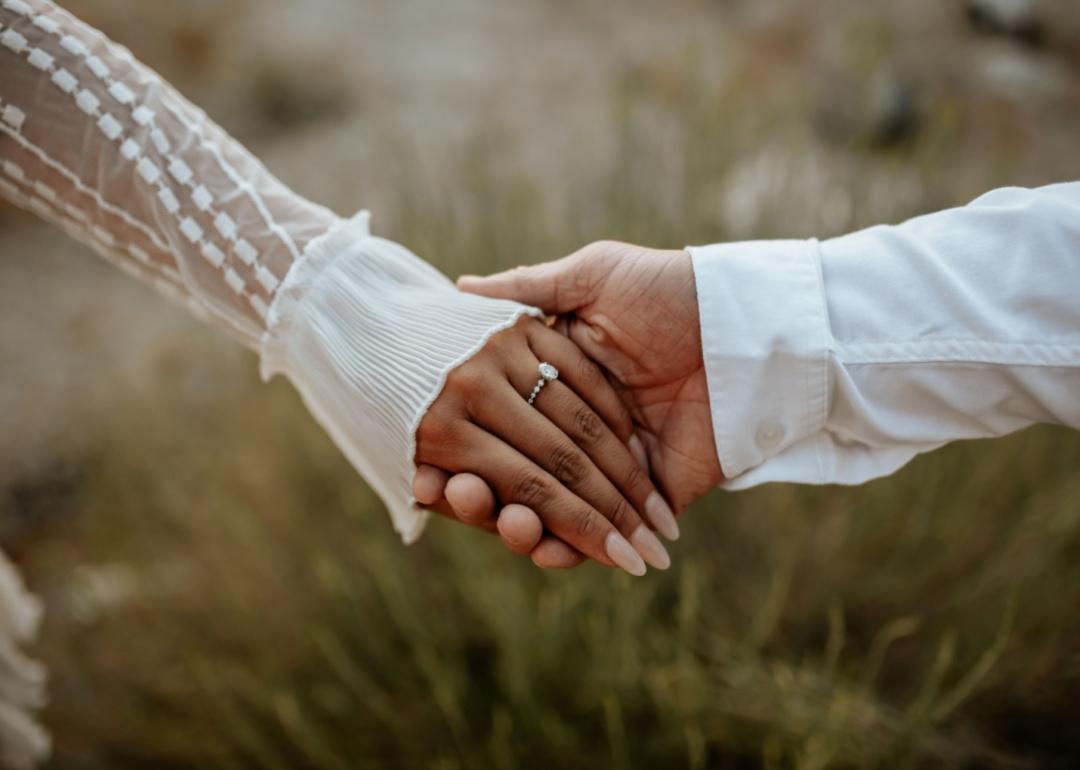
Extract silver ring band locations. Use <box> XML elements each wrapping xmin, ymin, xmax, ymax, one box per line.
<box><xmin>527</xmin><ymin>362</ymin><xmax>559</xmax><ymax>405</ymax></box>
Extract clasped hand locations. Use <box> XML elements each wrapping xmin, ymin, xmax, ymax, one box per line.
<box><xmin>412</xmin><ymin>241</ymin><xmax>724</xmax><ymax>574</ymax></box>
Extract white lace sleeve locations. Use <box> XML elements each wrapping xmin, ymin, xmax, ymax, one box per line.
<box><xmin>0</xmin><ymin>0</ymin><xmax>539</xmax><ymax>536</ymax></box>
<box><xmin>0</xmin><ymin>0</ymin><xmax>338</xmax><ymax>346</ymax></box>
<box><xmin>2</xmin><ymin>3</ymin><xmax>543</xmax><ymax>765</ymax></box>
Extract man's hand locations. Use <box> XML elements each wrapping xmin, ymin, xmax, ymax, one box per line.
<box><xmin>414</xmin><ymin>241</ymin><xmax>724</xmax><ymax>569</ymax></box>
<box><xmin>461</xmin><ymin>241</ymin><xmax>723</xmax><ymax>511</ymax></box>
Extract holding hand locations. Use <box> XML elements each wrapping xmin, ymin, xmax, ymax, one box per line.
<box><xmin>415</xmin><ymin>241</ymin><xmax>721</xmax><ymax>570</ymax></box>
<box><xmin>412</xmin><ymin>316</ymin><xmax>674</xmax><ymax>575</ymax></box>
<box><xmin>460</xmin><ymin>242</ymin><xmax>723</xmax><ymax>511</ymax></box>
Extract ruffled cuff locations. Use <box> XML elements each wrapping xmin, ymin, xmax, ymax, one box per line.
<box><xmin>260</xmin><ymin>211</ymin><xmax>541</xmax><ymax>543</ymax></box>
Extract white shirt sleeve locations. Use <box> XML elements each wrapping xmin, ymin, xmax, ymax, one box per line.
<box><xmin>688</xmin><ymin>182</ymin><xmax>1080</xmax><ymax>489</ymax></box>
<box><xmin>0</xmin><ymin>0</ymin><xmax>539</xmax><ymax>541</ymax></box>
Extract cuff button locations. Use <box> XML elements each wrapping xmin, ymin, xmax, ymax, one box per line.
<box><xmin>755</xmin><ymin>421</ymin><xmax>786</xmax><ymax>451</ymax></box>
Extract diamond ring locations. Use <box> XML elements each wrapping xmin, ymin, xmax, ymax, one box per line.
<box><xmin>527</xmin><ymin>362</ymin><xmax>559</xmax><ymax>405</ymax></box>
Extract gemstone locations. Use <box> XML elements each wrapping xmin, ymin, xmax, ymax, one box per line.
<box><xmin>538</xmin><ymin>363</ymin><xmax>558</xmax><ymax>381</ymax></box>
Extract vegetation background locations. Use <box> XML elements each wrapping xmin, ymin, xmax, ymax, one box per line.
<box><xmin>2</xmin><ymin>0</ymin><xmax>1080</xmax><ymax>768</ymax></box>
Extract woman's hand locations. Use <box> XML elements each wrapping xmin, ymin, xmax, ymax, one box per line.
<box><xmin>412</xmin><ymin>317</ymin><xmax>671</xmax><ymax>575</ymax></box>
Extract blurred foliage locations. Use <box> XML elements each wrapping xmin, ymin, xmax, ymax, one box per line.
<box><xmin>3</xmin><ymin>1</ymin><xmax>1080</xmax><ymax>769</ymax></box>
<box><xmin>24</xmin><ymin>334</ymin><xmax>1080</xmax><ymax>770</ymax></box>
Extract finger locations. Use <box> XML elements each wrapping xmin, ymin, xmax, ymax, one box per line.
<box><xmin>415</xmin><ymin>467</ymin><xmax>498</xmax><ymax>534</ymax></box>
<box><xmin>422</xmin><ymin>490</ymin><xmax>495</xmax><ymax>533</ymax></box>
<box><xmin>427</xmin><ymin>423</ymin><xmax>646</xmax><ymax>575</ymax></box>
<box><xmin>551</xmin><ymin>314</ymin><xmax>572</xmax><ymax>338</ymax></box>
<box><xmin>414</xmin><ymin>465</ymin><xmax>480</xmax><ymax>527</ymax></box>
<box><xmin>496</xmin><ymin>504</ymin><xmax>543</xmax><ymax>555</ymax></box>
<box><xmin>531</xmin><ymin>536</ymin><xmax>587</xmax><ymax>569</ymax></box>
<box><xmin>526</xmin><ymin>322</ymin><xmax>634</xmax><ymax>441</ymax></box>
<box><xmin>457</xmin><ymin>246</ymin><xmax>603</xmax><ymax>313</ymax></box>
<box><xmin>439</xmin><ymin>471</ymin><xmax>583</xmax><ymax>561</ymax></box>
<box><xmin>529</xmin><ymin>381</ymin><xmax>677</xmax><ymax>546</ymax></box>
<box><xmin>546</xmin><ymin>318</ymin><xmax>656</xmax><ymax>502</ymax></box>
<box><xmin>413</xmin><ymin>464</ymin><xmax>450</xmax><ymax>505</ymax></box>
<box><xmin>513</xmin><ymin>338</ymin><xmax>679</xmax><ymax>544</ymax></box>
<box><xmin>497</xmin><ymin>502</ymin><xmax>587</xmax><ymax>565</ymax></box>
<box><xmin>444</xmin><ymin>473</ymin><xmax>498</xmax><ymax>528</ymax></box>
<box><xmin>475</xmin><ymin>381</ymin><xmax>668</xmax><ymax>570</ymax></box>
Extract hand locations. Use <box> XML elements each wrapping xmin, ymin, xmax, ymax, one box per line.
<box><xmin>412</xmin><ymin>315</ymin><xmax>673</xmax><ymax>575</ymax></box>
<box><xmin>415</xmin><ymin>241</ymin><xmax>723</xmax><ymax>568</ymax></box>
<box><xmin>463</xmin><ymin>241</ymin><xmax>722</xmax><ymax>509</ymax></box>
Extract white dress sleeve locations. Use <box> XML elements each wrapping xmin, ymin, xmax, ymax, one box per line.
<box><xmin>1</xmin><ymin>1</ymin><xmax>538</xmax><ymax>763</ymax></box>
<box><xmin>0</xmin><ymin>0</ymin><xmax>538</xmax><ymax>539</ymax></box>
<box><xmin>688</xmin><ymin>182</ymin><xmax>1080</xmax><ymax>489</ymax></box>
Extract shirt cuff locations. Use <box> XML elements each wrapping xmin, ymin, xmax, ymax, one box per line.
<box><xmin>687</xmin><ymin>238</ymin><xmax>831</xmax><ymax>483</ymax></box>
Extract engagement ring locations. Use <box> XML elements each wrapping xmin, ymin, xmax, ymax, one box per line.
<box><xmin>527</xmin><ymin>362</ymin><xmax>559</xmax><ymax>405</ymax></box>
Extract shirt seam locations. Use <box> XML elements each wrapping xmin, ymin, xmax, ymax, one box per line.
<box><xmin>838</xmin><ymin>343</ymin><xmax>1080</xmax><ymax>367</ymax></box>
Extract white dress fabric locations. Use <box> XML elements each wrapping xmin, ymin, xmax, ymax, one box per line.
<box><xmin>0</xmin><ymin>0</ymin><xmax>536</xmax><ymax>763</ymax></box>
<box><xmin>690</xmin><ymin>182</ymin><xmax>1080</xmax><ymax>489</ymax></box>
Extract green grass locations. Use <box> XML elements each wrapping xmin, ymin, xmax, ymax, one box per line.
<box><xmin>26</xmin><ymin>361</ymin><xmax>1080</xmax><ymax>770</ymax></box>
<box><xmin>10</xmin><ymin>28</ymin><xmax>1080</xmax><ymax>770</ymax></box>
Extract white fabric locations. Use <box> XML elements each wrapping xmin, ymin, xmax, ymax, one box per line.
<box><xmin>690</xmin><ymin>182</ymin><xmax>1080</xmax><ymax>488</ymax></box>
<box><xmin>0</xmin><ymin>551</ymin><xmax>47</xmax><ymax>770</ymax></box>
<box><xmin>260</xmin><ymin>211</ymin><xmax>539</xmax><ymax>542</ymax></box>
<box><xmin>0</xmin><ymin>0</ymin><xmax>338</xmax><ymax>346</ymax></box>
<box><xmin>1</xmin><ymin>1</ymin><xmax>538</xmax><ymax>762</ymax></box>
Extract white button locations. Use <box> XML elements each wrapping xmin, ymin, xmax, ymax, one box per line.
<box><xmin>755</xmin><ymin>421</ymin><xmax>786</xmax><ymax>450</ymax></box>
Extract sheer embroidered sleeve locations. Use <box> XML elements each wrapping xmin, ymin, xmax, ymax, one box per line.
<box><xmin>0</xmin><ymin>0</ymin><xmax>538</xmax><ymax>541</ymax></box>
<box><xmin>0</xmin><ymin>0</ymin><xmax>340</xmax><ymax>344</ymax></box>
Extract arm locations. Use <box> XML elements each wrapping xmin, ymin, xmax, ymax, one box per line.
<box><xmin>689</xmin><ymin>182</ymin><xmax>1080</xmax><ymax>488</ymax></box>
<box><xmin>454</xmin><ymin>182</ymin><xmax>1080</xmax><ymax>543</ymax></box>
<box><xmin>0</xmin><ymin>0</ymin><xmax>335</xmax><ymax>345</ymax></box>
<box><xmin>0</xmin><ymin>0</ymin><xmax>669</xmax><ymax>573</ymax></box>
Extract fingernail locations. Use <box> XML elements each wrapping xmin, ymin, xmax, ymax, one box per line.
<box><xmin>628</xmin><ymin>434</ymin><xmax>649</xmax><ymax>470</ymax></box>
<box><xmin>605</xmin><ymin>531</ymin><xmax>647</xmax><ymax>577</ymax></box>
<box><xmin>631</xmin><ymin>525</ymin><xmax>670</xmax><ymax>570</ymax></box>
<box><xmin>645</xmin><ymin>491</ymin><xmax>680</xmax><ymax>542</ymax></box>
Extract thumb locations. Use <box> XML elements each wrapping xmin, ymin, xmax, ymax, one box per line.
<box><xmin>457</xmin><ymin>253</ymin><xmax>592</xmax><ymax>314</ymax></box>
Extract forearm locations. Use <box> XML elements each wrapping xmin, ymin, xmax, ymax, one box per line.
<box><xmin>690</xmin><ymin>182</ymin><xmax>1080</xmax><ymax>487</ymax></box>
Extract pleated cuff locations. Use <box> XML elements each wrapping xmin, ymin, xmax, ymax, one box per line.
<box><xmin>260</xmin><ymin>211</ymin><xmax>541</xmax><ymax>543</ymax></box>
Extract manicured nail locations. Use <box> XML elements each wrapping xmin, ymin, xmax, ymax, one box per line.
<box><xmin>631</xmin><ymin>525</ymin><xmax>670</xmax><ymax>570</ymax></box>
<box><xmin>628</xmin><ymin>434</ymin><xmax>649</xmax><ymax>470</ymax></box>
<box><xmin>605</xmin><ymin>531</ymin><xmax>647</xmax><ymax>576</ymax></box>
<box><xmin>645</xmin><ymin>491</ymin><xmax>680</xmax><ymax>541</ymax></box>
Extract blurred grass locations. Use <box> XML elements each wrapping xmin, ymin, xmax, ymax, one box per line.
<box><xmin>4</xmin><ymin>3</ymin><xmax>1080</xmax><ymax>769</ymax></box>
<box><xmin>24</xmin><ymin>345</ymin><xmax>1080</xmax><ymax>770</ymax></box>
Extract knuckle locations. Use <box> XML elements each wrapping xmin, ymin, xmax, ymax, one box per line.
<box><xmin>573</xmin><ymin>508</ymin><xmax>599</xmax><ymax>539</ymax></box>
<box><xmin>445</xmin><ymin>360</ymin><xmax>487</xmax><ymax>392</ymax></box>
<box><xmin>510</xmin><ymin>469</ymin><xmax>550</xmax><ymax>509</ymax></box>
<box><xmin>415</xmin><ymin>411</ymin><xmax>453</xmax><ymax>447</ymax></box>
<box><xmin>606</xmin><ymin>498</ymin><xmax>635</xmax><ymax>530</ymax></box>
<box><xmin>549</xmin><ymin>445</ymin><xmax>587</xmax><ymax>487</ymax></box>
<box><xmin>623</xmin><ymin>463</ymin><xmax>648</xmax><ymax>492</ymax></box>
<box><xmin>414</xmin><ymin>418</ymin><xmax>466</xmax><ymax>466</ymax></box>
<box><xmin>584</xmin><ymin>239</ymin><xmax>617</xmax><ymax>257</ymax></box>
<box><xmin>572</xmin><ymin>407</ymin><xmax>605</xmax><ymax>445</ymax></box>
